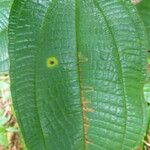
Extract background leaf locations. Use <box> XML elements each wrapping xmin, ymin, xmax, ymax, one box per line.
<box><xmin>137</xmin><ymin>0</ymin><xmax>150</xmax><ymax>48</ymax></box>
<box><xmin>144</xmin><ymin>83</ymin><xmax>150</xmax><ymax>104</ymax></box>
<box><xmin>0</xmin><ymin>132</ymin><xmax>8</xmax><ymax>148</ymax></box>
<box><xmin>137</xmin><ymin>0</ymin><xmax>150</xmax><ymax>137</ymax></box>
<box><xmin>0</xmin><ymin>0</ymin><xmax>13</xmax><ymax>73</ymax></box>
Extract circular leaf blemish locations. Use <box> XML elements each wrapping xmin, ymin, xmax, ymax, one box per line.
<box><xmin>46</xmin><ymin>56</ymin><xmax>58</xmax><ymax>68</ymax></box>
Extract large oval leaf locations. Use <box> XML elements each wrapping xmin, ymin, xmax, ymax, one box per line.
<box><xmin>0</xmin><ymin>0</ymin><xmax>13</xmax><ymax>73</ymax></box>
<box><xmin>8</xmin><ymin>0</ymin><xmax>148</xmax><ymax>150</ymax></box>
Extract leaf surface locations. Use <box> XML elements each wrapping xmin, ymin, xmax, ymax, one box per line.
<box><xmin>8</xmin><ymin>0</ymin><xmax>148</xmax><ymax>150</ymax></box>
<box><xmin>137</xmin><ymin>0</ymin><xmax>150</xmax><ymax>49</ymax></box>
<box><xmin>0</xmin><ymin>0</ymin><xmax>13</xmax><ymax>73</ymax></box>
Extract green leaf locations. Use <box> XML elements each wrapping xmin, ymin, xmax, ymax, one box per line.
<box><xmin>0</xmin><ymin>0</ymin><xmax>13</xmax><ymax>73</ymax></box>
<box><xmin>0</xmin><ymin>116</ymin><xmax>9</xmax><ymax>126</ymax></box>
<box><xmin>137</xmin><ymin>0</ymin><xmax>150</xmax><ymax>49</ymax></box>
<box><xmin>8</xmin><ymin>0</ymin><xmax>149</xmax><ymax>150</ymax></box>
<box><xmin>0</xmin><ymin>126</ymin><xmax>6</xmax><ymax>133</ymax></box>
<box><xmin>0</xmin><ymin>132</ymin><xmax>8</xmax><ymax>148</ymax></box>
<box><xmin>137</xmin><ymin>0</ymin><xmax>150</xmax><ymax>136</ymax></box>
<box><xmin>6</xmin><ymin>126</ymin><xmax>19</xmax><ymax>133</ymax></box>
<box><xmin>148</xmin><ymin>106</ymin><xmax>150</xmax><ymax>132</ymax></box>
<box><xmin>144</xmin><ymin>83</ymin><xmax>150</xmax><ymax>104</ymax></box>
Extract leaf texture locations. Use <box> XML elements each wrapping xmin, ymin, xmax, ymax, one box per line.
<box><xmin>137</xmin><ymin>0</ymin><xmax>150</xmax><ymax>49</ymax></box>
<box><xmin>8</xmin><ymin>0</ymin><xmax>148</xmax><ymax>150</ymax></box>
<box><xmin>144</xmin><ymin>83</ymin><xmax>150</xmax><ymax>104</ymax></box>
<box><xmin>0</xmin><ymin>0</ymin><xmax>12</xmax><ymax>73</ymax></box>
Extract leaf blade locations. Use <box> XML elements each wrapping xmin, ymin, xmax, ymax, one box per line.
<box><xmin>8</xmin><ymin>0</ymin><xmax>148</xmax><ymax>150</ymax></box>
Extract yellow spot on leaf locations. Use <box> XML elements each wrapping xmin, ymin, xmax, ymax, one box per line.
<box><xmin>46</xmin><ymin>57</ymin><xmax>58</xmax><ymax>68</ymax></box>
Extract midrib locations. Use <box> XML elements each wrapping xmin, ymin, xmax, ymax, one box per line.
<box><xmin>74</xmin><ymin>0</ymin><xmax>88</xmax><ymax>149</ymax></box>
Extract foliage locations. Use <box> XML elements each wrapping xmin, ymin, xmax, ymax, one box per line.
<box><xmin>7</xmin><ymin>0</ymin><xmax>149</xmax><ymax>150</ymax></box>
<box><xmin>0</xmin><ymin>0</ymin><xmax>13</xmax><ymax>73</ymax></box>
<box><xmin>137</xmin><ymin>0</ymin><xmax>150</xmax><ymax>133</ymax></box>
<box><xmin>137</xmin><ymin>0</ymin><xmax>150</xmax><ymax>49</ymax></box>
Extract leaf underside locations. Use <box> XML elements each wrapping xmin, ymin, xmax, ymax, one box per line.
<box><xmin>0</xmin><ymin>0</ymin><xmax>12</xmax><ymax>73</ymax></box>
<box><xmin>8</xmin><ymin>0</ymin><xmax>148</xmax><ymax>150</ymax></box>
